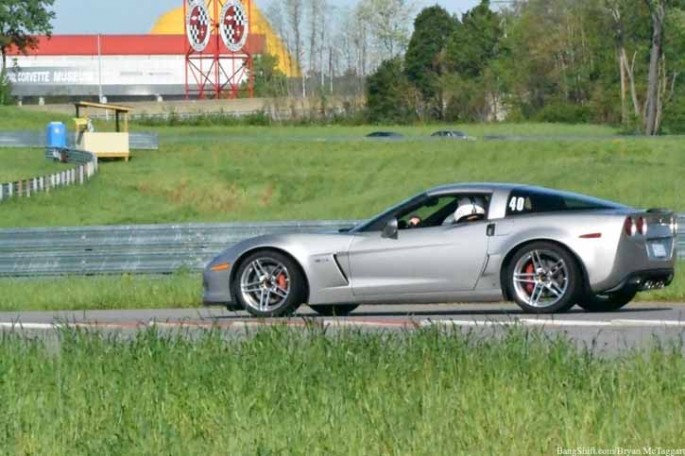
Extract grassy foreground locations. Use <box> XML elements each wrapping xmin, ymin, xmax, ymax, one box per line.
<box><xmin>0</xmin><ymin>262</ymin><xmax>681</xmax><ymax>312</ymax></box>
<box><xmin>0</xmin><ymin>328</ymin><xmax>682</xmax><ymax>455</ymax></box>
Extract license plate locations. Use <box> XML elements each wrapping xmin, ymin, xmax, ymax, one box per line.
<box><xmin>651</xmin><ymin>242</ymin><xmax>667</xmax><ymax>258</ymax></box>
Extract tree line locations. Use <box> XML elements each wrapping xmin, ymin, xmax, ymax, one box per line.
<box><xmin>3</xmin><ymin>0</ymin><xmax>685</xmax><ymax>133</ymax></box>
<box><xmin>265</xmin><ymin>0</ymin><xmax>685</xmax><ymax>134</ymax></box>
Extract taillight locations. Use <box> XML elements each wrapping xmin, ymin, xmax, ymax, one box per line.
<box><xmin>636</xmin><ymin>216</ymin><xmax>648</xmax><ymax>236</ymax></box>
<box><xmin>671</xmin><ymin>216</ymin><xmax>679</xmax><ymax>236</ymax></box>
<box><xmin>624</xmin><ymin>217</ymin><xmax>636</xmax><ymax>236</ymax></box>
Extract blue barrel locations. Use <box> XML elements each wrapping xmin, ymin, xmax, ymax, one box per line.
<box><xmin>46</xmin><ymin>121</ymin><xmax>67</xmax><ymax>150</ymax></box>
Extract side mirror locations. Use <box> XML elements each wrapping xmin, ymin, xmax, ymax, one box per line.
<box><xmin>381</xmin><ymin>218</ymin><xmax>398</xmax><ymax>239</ymax></box>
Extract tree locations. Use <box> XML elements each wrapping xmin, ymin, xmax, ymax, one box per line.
<box><xmin>283</xmin><ymin>0</ymin><xmax>305</xmax><ymax>97</ymax></box>
<box><xmin>644</xmin><ymin>0</ymin><xmax>666</xmax><ymax>135</ymax></box>
<box><xmin>606</xmin><ymin>0</ymin><xmax>641</xmax><ymax>124</ymax></box>
<box><xmin>446</xmin><ymin>0</ymin><xmax>501</xmax><ymax>79</ymax></box>
<box><xmin>442</xmin><ymin>0</ymin><xmax>504</xmax><ymax>122</ymax></box>
<box><xmin>0</xmin><ymin>0</ymin><xmax>55</xmax><ymax>104</ymax></box>
<box><xmin>404</xmin><ymin>6</ymin><xmax>458</xmax><ymax>119</ymax></box>
<box><xmin>358</xmin><ymin>0</ymin><xmax>413</xmax><ymax>61</ymax></box>
<box><xmin>660</xmin><ymin>4</ymin><xmax>685</xmax><ymax>132</ymax></box>
<box><xmin>250</xmin><ymin>54</ymin><xmax>288</xmax><ymax>97</ymax></box>
<box><xmin>366</xmin><ymin>57</ymin><xmax>415</xmax><ymax>123</ymax></box>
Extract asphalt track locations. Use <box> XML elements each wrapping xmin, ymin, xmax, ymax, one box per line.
<box><xmin>1</xmin><ymin>302</ymin><xmax>684</xmax><ymax>353</ymax></box>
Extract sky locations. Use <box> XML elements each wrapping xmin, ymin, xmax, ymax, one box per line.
<box><xmin>51</xmin><ymin>0</ymin><xmax>484</xmax><ymax>34</ymax></box>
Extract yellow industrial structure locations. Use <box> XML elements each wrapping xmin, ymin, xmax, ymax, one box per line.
<box><xmin>151</xmin><ymin>2</ymin><xmax>300</xmax><ymax>77</ymax></box>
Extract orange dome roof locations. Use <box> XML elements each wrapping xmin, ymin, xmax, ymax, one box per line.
<box><xmin>150</xmin><ymin>2</ymin><xmax>299</xmax><ymax>77</ymax></box>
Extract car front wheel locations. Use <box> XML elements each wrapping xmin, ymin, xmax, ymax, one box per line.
<box><xmin>506</xmin><ymin>242</ymin><xmax>580</xmax><ymax>314</ymax></box>
<box><xmin>233</xmin><ymin>251</ymin><xmax>306</xmax><ymax>317</ymax></box>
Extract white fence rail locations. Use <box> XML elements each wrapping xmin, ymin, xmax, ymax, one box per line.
<box><xmin>0</xmin><ymin>148</ymin><xmax>98</xmax><ymax>202</ymax></box>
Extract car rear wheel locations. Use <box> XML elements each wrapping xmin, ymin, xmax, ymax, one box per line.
<box><xmin>233</xmin><ymin>251</ymin><xmax>305</xmax><ymax>317</ymax></box>
<box><xmin>309</xmin><ymin>304</ymin><xmax>359</xmax><ymax>316</ymax></box>
<box><xmin>506</xmin><ymin>242</ymin><xmax>580</xmax><ymax>314</ymax></box>
<box><xmin>577</xmin><ymin>287</ymin><xmax>637</xmax><ymax>312</ymax></box>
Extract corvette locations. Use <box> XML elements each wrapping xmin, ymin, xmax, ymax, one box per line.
<box><xmin>203</xmin><ymin>183</ymin><xmax>677</xmax><ymax>316</ymax></box>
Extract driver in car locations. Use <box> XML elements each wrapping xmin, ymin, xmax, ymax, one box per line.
<box><xmin>444</xmin><ymin>196</ymin><xmax>486</xmax><ymax>224</ymax></box>
<box><xmin>407</xmin><ymin>215</ymin><xmax>422</xmax><ymax>228</ymax></box>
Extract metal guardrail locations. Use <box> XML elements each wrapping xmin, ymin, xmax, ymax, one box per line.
<box><xmin>0</xmin><ymin>221</ymin><xmax>358</xmax><ymax>277</ymax></box>
<box><xmin>0</xmin><ymin>217</ymin><xmax>681</xmax><ymax>278</ymax></box>
<box><xmin>129</xmin><ymin>132</ymin><xmax>160</xmax><ymax>150</ymax></box>
<box><xmin>0</xmin><ymin>131</ymin><xmax>159</xmax><ymax>150</ymax></box>
<box><xmin>0</xmin><ymin>148</ymin><xmax>98</xmax><ymax>202</ymax></box>
<box><xmin>679</xmin><ymin>215</ymin><xmax>685</xmax><ymax>259</ymax></box>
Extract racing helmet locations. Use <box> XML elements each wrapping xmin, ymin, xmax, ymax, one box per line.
<box><xmin>454</xmin><ymin>196</ymin><xmax>486</xmax><ymax>223</ymax></box>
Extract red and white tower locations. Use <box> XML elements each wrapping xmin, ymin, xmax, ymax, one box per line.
<box><xmin>184</xmin><ymin>0</ymin><xmax>254</xmax><ymax>99</ymax></box>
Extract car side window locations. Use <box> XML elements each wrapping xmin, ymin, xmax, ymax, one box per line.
<box><xmin>506</xmin><ymin>189</ymin><xmax>610</xmax><ymax>216</ymax></box>
<box><xmin>397</xmin><ymin>195</ymin><xmax>461</xmax><ymax>230</ymax></box>
<box><xmin>398</xmin><ymin>193</ymin><xmax>491</xmax><ymax>229</ymax></box>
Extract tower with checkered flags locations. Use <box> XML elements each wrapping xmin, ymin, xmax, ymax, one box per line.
<box><xmin>184</xmin><ymin>0</ymin><xmax>254</xmax><ymax>99</ymax></box>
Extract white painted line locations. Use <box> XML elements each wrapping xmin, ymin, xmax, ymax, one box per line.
<box><xmin>420</xmin><ymin>319</ymin><xmax>520</xmax><ymax>327</ymax></box>
<box><xmin>612</xmin><ymin>319</ymin><xmax>685</xmax><ymax>327</ymax></box>
<box><xmin>322</xmin><ymin>320</ymin><xmax>403</xmax><ymax>328</ymax></box>
<box><xmin>0</xmin><ymin>322</ymin><xmax>58</xmax><ymax>330</ymax></box>
<box><xmin>520</xmin><ymin>319</ymin><xmax>612</xmax><ymax>327</ymax></box>
<box><xmin>229</xmin><ymin>321</ymin><xmax>285</xmax><ymax>329</ymax></box>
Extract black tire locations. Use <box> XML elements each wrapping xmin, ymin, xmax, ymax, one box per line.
<box><xmin>232</xmin><ymin>250</ymin><xmax>306</xmax><ymax>317</ymax></box>
<box><xmin>577</xmin><ymin>287</ymin><xmax>637</xmax><ymax>312</ymax></box>
<box><xmin>309</xmin><ymin>304</ymin><xmax>359</xmax><ymax>317</ymax></box>
<box><xmin>506</xmin><ymin>241</ymin><xmax>581</xmax><ymax>314</ymax></box>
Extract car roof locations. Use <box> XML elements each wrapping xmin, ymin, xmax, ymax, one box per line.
<box><xmin>425</xmin><ymin>182</ymin><xmax>626</xmax><ymax>207</ymax></box>
<box><xmin>427</xmin><ymin>182</ymin><xmax>520</xmax><ymax>195</ymax></box>
<box><xmin>427</xmin><ymin>182</ymin><xmax>589</xmax><ymax>196</ymax></box>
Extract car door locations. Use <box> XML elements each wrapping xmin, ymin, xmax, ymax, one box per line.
<box><xmin>346</xmin><ymin>221</ymin><xmax>490</xmax><ymax>299</ymax></box>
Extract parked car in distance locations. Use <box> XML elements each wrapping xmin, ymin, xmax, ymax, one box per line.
<box><xmin>431</xmin><ymin>130</ymin><xmax>475</xmax><ymax>140</ymax></box>
<box><xmin>366</xmin><ymin>131</ymin><xmax>404</xmax><ymax>138</ymax></box>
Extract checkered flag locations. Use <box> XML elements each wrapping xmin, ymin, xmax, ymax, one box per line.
<box><xmin>221</xmin><ymin>0</ymin><xmax>249</xmax><ymax>52</ymax></box>
<box><xmin>187</xmin><ymin>1</ymin><xmax>210</xmax><ymax>52</ymax></box>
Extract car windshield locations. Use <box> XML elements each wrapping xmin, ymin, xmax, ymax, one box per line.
<box><xmin>350</xmin><ymin>193</ymin><xmax>428</xmax><ymax>233</ymax></box>
<box><xmin>351</xmin><ymin>192</ymin><xmax>491</xmax><ymax>232</ymax></box>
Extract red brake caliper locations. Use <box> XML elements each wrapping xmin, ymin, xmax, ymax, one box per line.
<box><xmin>276</xmin><ymin>273</ymin><xmax>287</xmax><ymax>290</ymax></box>
<box><xmin>524</xmin><ymin>262</ymin><xmax>535</xmax><ymax>295</ymax></box>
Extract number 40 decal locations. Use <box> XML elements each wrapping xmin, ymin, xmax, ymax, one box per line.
<box><xmin>509</xmin><ymin>196</ymin><xmax>525</xmax><ymax>212</ymax></box>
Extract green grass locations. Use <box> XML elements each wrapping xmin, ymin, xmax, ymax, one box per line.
<box><xmin>0</xmin><ymin>328</ymin><xmax>682</xmax><ymax>455</ymax></box>
<box><xmin>138</xmin><ymin>121</ymin><xmax>620</xmax><ymax>137</ymax></box>
<box><xmin>0</xmin><ymin>107</ymin><xmax>682</xmax><ymax>308</ymax></box>
<box><xmin>0</xmin><ymin>124</ymin><xmax>682</xmax><ymax>227</ymax></box>
<box><xmin>0</xmin><ymin>105</ymin><xmax>71</xmax><ymax>130</ymax></box>
<box><xmin>0</xmin><ymin>274</ymin><xmax>200</xmax><ymax>311</ymax></box>
<box><xmin>0</xmin><ymin>262</ymin><xmax>681</xmax><ymax>312</ymax></box>
<box><xmin>0</xmin><ymin>148</ymin><xmax>71</xmax><ymax>182</ymax></box>
<box><xmin>0</xmin><ymin>106</ymin><xmax>679</xmax><ymax>227</ymax></box>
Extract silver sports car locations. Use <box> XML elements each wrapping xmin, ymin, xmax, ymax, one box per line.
<box><xmin>203</xmin><ymin>183</ymin><xmax>677</xmax><ymax>316</ymax></box>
